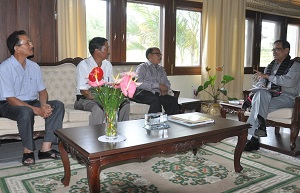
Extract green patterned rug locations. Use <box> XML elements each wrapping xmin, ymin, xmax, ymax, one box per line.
<box><xmin>1</xmin><ymin>138</ymin><xmax>300</xmax><ymax>193</ymax></box>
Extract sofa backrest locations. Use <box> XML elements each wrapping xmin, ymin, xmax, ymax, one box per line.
<box><xmin>38</xmin><ymin>58</ymin><xmax>139</xmax><ymax>106</ymax></box>
<box><xmin>112</xmin><ymin>65</ymin><xmax>138</xmax><ymax>77</ymax></box>
<box><xmin>40</xmin><ymin>63</ymin><xmax>77</xmax><ymax>106</ymax></box>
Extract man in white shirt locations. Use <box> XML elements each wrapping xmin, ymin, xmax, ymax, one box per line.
<box><xmin>74</xmin><ymin>37</ymin><xmax>130</xmax><ymax>125</ymax></box>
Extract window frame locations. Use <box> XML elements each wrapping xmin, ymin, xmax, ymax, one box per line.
<box><xmin>244</xmin><ymin>10</ymin><xmax>300</xmax><ymax>74</ymax></box>
<box><xmin>107</xmin><ymin>0</ymin><xmax>202</xmax><ymax>75</ymax></box>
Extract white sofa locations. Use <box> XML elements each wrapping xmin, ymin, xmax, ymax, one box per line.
<box><xmin>0</xmin><ymin>57</ymin><xmax>150</xmax><ymax>140</ymax></box>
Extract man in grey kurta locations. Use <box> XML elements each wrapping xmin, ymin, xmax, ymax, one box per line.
<box><xmin>134</xmin><ymin>47</ymin><xmax>179</xmax><ymax>115</ymax></box>
<box><xmin>245</xmin><ymin>40</ymin><xmax>300</xmax><ymax>151</ymax></box>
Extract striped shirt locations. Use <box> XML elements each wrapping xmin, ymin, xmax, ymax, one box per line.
<box><xmin>136</xmin><ymin>60</ymin><xmax>171</xmax><ymax>94</ymax></box>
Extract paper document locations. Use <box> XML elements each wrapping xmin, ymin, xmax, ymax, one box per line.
<box><xmin>249</xmin><ymin>86</ymin><xmax>280</xmax><ymax>94</ymax></box>
<box><xmin>169</xmin><ymin>112</ymin><xmax>214</xmax><ymax>127</ymax></box>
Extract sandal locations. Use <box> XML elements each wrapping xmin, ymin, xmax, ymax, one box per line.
<box><xmin>38</xmin><ymin>149</ymin><xmax>61</xmax><ymax>160</ymax></box>
<box><xmin>22</xmin><ymin>152</ymin><xmax>35</xmax><ymax>166</ymax></box>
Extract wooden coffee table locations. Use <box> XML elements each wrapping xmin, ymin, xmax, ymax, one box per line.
<box><xmin>55</xmin><ymin>115</ymin><xmax>250</xmax><ymax>193</ymax></box>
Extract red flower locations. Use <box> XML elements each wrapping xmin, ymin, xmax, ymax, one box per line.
<box><xmin>216</xmin><ymin>66</ymin><xmax>223</xmax><ymax>71</ymax></box>
<box><xmin>88</xmin><ymin>67</ymin><xmax>103</xmax><ymax>82</ymax></box>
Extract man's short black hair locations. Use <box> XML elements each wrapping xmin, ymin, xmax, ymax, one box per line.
<box><xmin>274</xmin><ymin>40</ymin><xmax>290</xmax><ymax>49</ymax></box>
<box><xmin>7</xmin><ymin>30</ymin><xmax>27</xmax><ymax>55</ymax></box>
<box><xmin>89</xmin><ymin>37</ymin><xmax>108</xmax><ymax>56</ymax></box>
<box><xmin>146</xmin><ymin>47</ymin><xmax>158</xmax><ymax>59</ymax></box>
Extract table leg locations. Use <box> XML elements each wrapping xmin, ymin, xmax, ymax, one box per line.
<box><xmin>58</xmin><ymin>141</ymin><xmax>71</xmax><ymax>186</ymax></box>
<box><xmin>233</xmin><ymin>129</ymin><xmax>247</xmax><ymax>172</ymax></box>
<box><xmin>220</xmin><ymin>107</ymin><xmax>227</xmax><ymax>118</ymax></box>
<box><xmin>87</xmin><ymin>161</ymin><xmax>101</xmax><ymax>193</ymax></box>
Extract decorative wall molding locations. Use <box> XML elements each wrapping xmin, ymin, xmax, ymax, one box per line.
<box><xmin>246</xmin><ymin>0</ymin><xmax>300</xmax><ymax>18</ymax></box>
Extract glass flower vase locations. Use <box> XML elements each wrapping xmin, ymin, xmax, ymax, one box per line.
<box><xmin>105</xmin><ymin>110</ymin><xmax>118</xmax><ymax>140</ymax></box>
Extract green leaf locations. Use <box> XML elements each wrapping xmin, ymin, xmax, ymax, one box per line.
<box><xmin>197</xmin><ymin>85</ymin><xmax>204</xmax><ymax>94</ymax></box>
<box><xmin>221</xmin><ymin>75</ymin><xmax>234</xmax><ymax>84</ymax></box>
<box><xmin>203</xmin><ymin>81</ymin><xmax>211</xmax><ymax>89</ymax></box>
<box><xmin>218</xmin><ymin>88</ymin><xmax>227</xmax><ymax>96</ymax></box>
<box><xmin>227</xmin><ymin>97</ymin><xmax>239</xmax><ymax>101</ymax></box>
<box><xmin>209</xmin><ymin>75</ymin><xmax>216</xmax><ymax>86</ymax></box>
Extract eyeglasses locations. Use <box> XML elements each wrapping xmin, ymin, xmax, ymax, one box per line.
<box><xmin>151</xmin><ymin>52</ymin><xmax>162</xmax><ymax>56</ymax></box>
<box><xmin>17</xmin><ymin>41</ymin><xmax>33</xmax><ymax>46</ymax></box>
<box><xmin>271</xmin><ymin>48</ymin><xmax>283</xmax><ymax>52</ymax></box>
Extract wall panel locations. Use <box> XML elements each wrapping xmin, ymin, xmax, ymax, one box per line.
<box><xmin>0</xmin><ymin>0</ymin><xmax>56</xmax><ymax>63</ymax></box>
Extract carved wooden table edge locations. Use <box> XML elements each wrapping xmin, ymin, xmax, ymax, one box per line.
<box><xmin>57</xmin><ymin>127</ymin><xmax>249</xmax><ymax>192</ymax></box>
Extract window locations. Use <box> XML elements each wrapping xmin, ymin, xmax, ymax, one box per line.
<box><xmin>85</xmin><ymin>0</ymin><xmax>202</xmax><ymax>75</ymax></box>
<box><xmin>244</xmin><ymin>10</ymin><xmax>300</xmax><ymax>74</ymax></box>
<box><xmin>175</xmin><ymin>9</ymin><xmax>201</xmax><ymax>67</ymax></box>
<box><xmin>85</xmin><ymin>0</ymin><xmax>107</xmax><ymax>55</ymax></box>
<box><xmin>126</xmin><ymin>2</ymin><xmax>161</xmax><ymax>62</ymax></box>
<box><xmin>287</xmin><ymin>24</ymin><xmax>300</xmax><ymax>58</ymax></box>
<box><xmin>244</xmin><ymin>18</ymin><xmax>254</xmax><ymax>68</ymax></box>
<box><xmin>259</xmin><ymin>20</ymin><xmax>280</xmax><ymax>67</ymax></box>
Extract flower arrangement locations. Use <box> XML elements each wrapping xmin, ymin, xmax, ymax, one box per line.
<box><xmin>88</xmin><ymin>67</ymin><xmax>139</xmax><ymax>139</ymax></box>
<box><xmin>196</xmin><ymin>66</ymin><xmax>236</xmax><ymax>102</ymax></box>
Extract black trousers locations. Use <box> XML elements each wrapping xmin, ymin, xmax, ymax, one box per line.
<box><xmin>133</xmin><ymin>90</ymin><xmax>179</xmax><ymax>115</ymax></box>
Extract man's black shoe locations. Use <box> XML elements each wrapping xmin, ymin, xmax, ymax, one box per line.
<box><xmin>254</xmin><ymin>124</ymin><xmax>267</xmax><ymax>137</ymax></box>
<box><xmin>244</xmin><ymin>137</ymin><xmax>260</xmax><ymax>152</ymax></box>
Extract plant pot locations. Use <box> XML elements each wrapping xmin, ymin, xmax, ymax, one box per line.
<box><xmin>201</xmin><ymin>101</ymin><xmax>221</xmax><ymax>116</ymax></box>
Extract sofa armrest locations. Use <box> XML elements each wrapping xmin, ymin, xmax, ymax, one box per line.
<box><xmin>172</xmin><ymin>90</ymin><xmax>180</xmax><ymax>99</ymax></box>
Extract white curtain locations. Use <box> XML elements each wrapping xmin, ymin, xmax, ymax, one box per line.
<box><xmin>201</xmin><ymin>0</ymin><xmax>245</xmax><ymax>101</ymax></box>
<box><xmin>57</xmin><ymin>0</ymin><xmax>87</xmax><ymax>60</ymax></box>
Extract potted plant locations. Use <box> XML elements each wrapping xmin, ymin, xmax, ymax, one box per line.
<box><xmin>196</xmin><ymin>66</ymin><xmax>237</xmax><ymax>115</ymax></box>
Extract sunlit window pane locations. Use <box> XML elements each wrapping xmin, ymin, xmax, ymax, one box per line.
<box><xmin>86</xmin><ymin>0</ymin><xmax>107</xmax><ymax>55</ymax></box>
<box><xmin>260</xmin><ymin>20</ymin><xmax>280</xmax><ymax>67</ymax></box>
<box><xmin>287</xmin><ymin>24</ymin><xmax>300</xmax><ymax>59</ymax></box>
<box><xmin>175</xmin><ymin>10</ymin><xmax>201</xmax><ymax>67</ymax></box>
<box><xmin>126</xmin><ymin>3</ymin><xmax>161</xmax><ymax>62</ymax></box>
<box><xmin>244</xmin><ymin>19</ymin><xmax>254</xmax><ymax>67</ymax></box>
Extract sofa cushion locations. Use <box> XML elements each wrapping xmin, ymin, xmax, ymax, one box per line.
<box><xmin>65</xmin><ymin>105</ymin><xmax>91</xmax><ymax>122</ymax></box>
<box><xmin>244</xmin><ymin>108</ymin><xmax>293</xmax><ymax>123</ymax></box>
<box><xmin>130</xmin><ymin>101</ymin><xmax>149</xmax><ymax>115</ymax></box>
<box><xmin>267</xmin><ymin>108</ymin><xmax>293</xmax><ymax>119</ymax></box>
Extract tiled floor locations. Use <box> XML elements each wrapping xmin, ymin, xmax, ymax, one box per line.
<box><xmin>0</xmin><ymin>138</ymin><xmax>58</xmax><ymax>166</ymax></box>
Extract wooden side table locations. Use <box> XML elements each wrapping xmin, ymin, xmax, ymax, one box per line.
<box><xmin>178</xmin><ymin>97</ymin><xmax>201</xmax><ymax>113</ymax></box>
<box><xmin>219</xmin><ymin>102</ymin><xmax>244</xmax><ymax>120</ymax></box>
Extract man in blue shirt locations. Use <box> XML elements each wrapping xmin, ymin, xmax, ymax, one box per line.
<box><xmin>0</xmin><ymin>30</ymin><xmax>65</xmax><ymax>166</ymax></box>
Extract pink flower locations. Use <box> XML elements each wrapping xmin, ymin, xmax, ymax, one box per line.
<box><xmin>120</xmin><ymin>71</ymin><xmax>138</xmax><ymax>77</ymax></box>
<box><xmin>88</xmin><ymin>79</ymin><xmax>106</xmax><ymax>87</ymax></box>
<box><xmin>119</xmin><ymin>75</ymin><xmax>137</xmax><ymax>98</ymax></box>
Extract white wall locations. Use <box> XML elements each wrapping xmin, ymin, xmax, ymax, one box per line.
<box><xmin>168</xmin><ymin>74</ymin><xmax>254</xmax><ymax>99</ymax></box>
<box><xmin>167</xmin><ymin>75</ymin><xmax>201</xmax><ymax>98</ymax></box>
